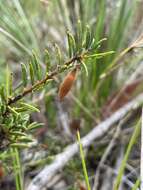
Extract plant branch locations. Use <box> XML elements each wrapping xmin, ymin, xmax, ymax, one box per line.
<box><xmin>8</xmin><ymin>54</ymin><xmax>83</xmax><ymax>106</ymax></box>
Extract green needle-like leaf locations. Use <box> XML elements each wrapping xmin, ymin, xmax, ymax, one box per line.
<box><xmin>29</xmin><ymin>61</ymin><xmax>35</xmax><ymax>85</ymax></box>
<box><xmin>81</xmin><ymin>60</ymin><xmax>88</xmax><ymax>76</ymax></box>
<box><xmin>85</xmin><ymin>25</ymin><xmax>92</xmax><ymax>49</ymax></box>
<box><xmin>21</xmin><ymin>63</ymin><xmax>28</xmax><ymax>87</ymax></box>
<box><xmin>20</xmin><ymin>102</ymin><xmax>40</xmax><ymax>112</ymax></box>
<box><xmin>44</xmin><ymin>49</ymin><xmax>51</xmax><ymax>73</ymax></box>
<box><xmin>86</xmin><ymin>51</ymin><xmax>115</xmax><ymax>58</ymax></box>
<box><xmin>67</xmin><ymin>30</ymin><xmax>76</xmax><ymax>57</ymax></box>
<box><xmin>27</xmin><ymin>122</ymin><xmax>44</xmax><ymax>130</ymax></box>
<box><xmin>32</xmin><ymin>51</ymin><xmax>41</xmax><ymax>80</ymax></box>
<box><xmin>55</xmin><ymin>43</ymin><xmax>62</xmax><ymax>65</ymax></box>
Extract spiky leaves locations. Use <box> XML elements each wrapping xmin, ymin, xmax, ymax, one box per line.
<box><xmin>0</xmin><ymin>20</ymin><xmax>114</xmax><ymax>151</ymax></box>
<box><xmin>21</xmin><ymin>63</ymin><xmax>27</xmax><ymax>87</ymax></box>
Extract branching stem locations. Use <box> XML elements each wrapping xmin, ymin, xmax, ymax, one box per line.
<box><xmin>8</xmin><ymin>54</ymin><xmax>83</xmax><ymax>106</ymax></box>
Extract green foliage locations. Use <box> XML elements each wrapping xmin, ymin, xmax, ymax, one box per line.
<box><xmin>44</xmin><ymin>49</ymin><xmax>51</xmax><ymax>73</ymax></box>
<box><xmin>21</xmin><ymin>63</ymin><xmax>28</xmax><ymax>87</ymax></box>
<box><xmin>0</xmin><ymin>23</ymin><xmax>112</xmax><ymax>152</ymax></box>
<box><xmin>0</xmin><ymin>21</ymin><xmax>114</xmax><ymax>190</ymax></box>
<box><xmin>0</xmin><ymin>1</ymin><xmax>141</xmax><ymax>189</ymax></box>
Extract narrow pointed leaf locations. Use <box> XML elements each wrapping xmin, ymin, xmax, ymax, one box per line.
<box><xmin>10</xmin><ymin>143</ymin><xmax>30</xmax><ymax>148</ymax></box>
<box><xmin>18</xmin><ymin>136</ymin><xmax>33</xmax><ymax>142</ymax></box>
<box><xmin>10</xmin><ymin>131</ymin><xmax>27</xmax><ymax>136</ymax></box>
<box><xmin>8</xmin><ymin>106</ymin><xmax>19</xmax><ymax>116</ymax></box>
<box><xmin>0</xmin><ymin>85</ymin><xmax>6</xmax><ymax>102</ymax></box>
<box><xmin>81</xmin><ymin>61</ymin><xmax>88</xmax><ymax>76</ymax></box>
<box><xmin>9</xmin><ymin>72</ymin><xmax>13</xmax><ymax>96</ymax></box>
<box><xmin>32</xmin><ymin>52</ymin><xmax>41</xmax><ymax>80</ymax></box>
<box><xmin>21</xmin><ymin>63</ymin><xmax>28</xmax><ymax>87</ymax></box>
<box><xmin>6</xmin><ymin>65</ymin><xmax>11</xmax><ymax>98</ymax></box>
<box><xmin>29</xmin><ymin>62</ymin><xmax>35</xmax><ymax>85</ymax></box>
<box><xmin>20</xmin><ymin>102</ymin><xmax>40</xmax><ymax>112</ymax></box>
<box><xmin>85</xmin><ymin>25</ymin><xmax>91</xmax><ymax>49</ymax></box>
<box><xmin>55</xmin><ymin>43</ymin><xmax>62</xmax><ymax>65</ymax></box>
<box><xmin>93</xmin><ymin>38</ymin><xmax>107</xmax><ymax>49</ymax></box>
<box><xmin>67</xmin><ymin>30</ymin><xmax>76</xmax><ymax>57</ymax></box>
<box><xmin>76</xmin><ymin>20</ymin><xmax>82</xmax><ymax>51</ymax></box>
<box><xmin>86</xmin><ymin>51</ymin><xmax>115</xmax><ymax>58</ymax></box>
<box><xmin>27</xmin><ymin>122</ymin><xmax>44</xmax><ymax>130</ymax></box>
<box><xmin>44</xmin><ymin>49</ymin><xmax>51</xmax><ymax>73</ymax></box>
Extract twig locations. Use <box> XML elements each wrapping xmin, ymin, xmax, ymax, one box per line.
<box><xmin>8</xmin><ymin>55</ymin><xmax>82</xmax><ymax>106</ymax></box>
<box><xmin>2</xmin><ymin>54</ymin><xmax>83</xmax><ymax>117</ymax></box>
<box><xmin>27</xmin><ymin>93</ymin><xmax>143</xmax><ymax>190</ymax></box>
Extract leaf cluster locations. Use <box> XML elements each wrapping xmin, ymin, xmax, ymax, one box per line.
<box><xmin>0</xmin><ymin>21</ymin><xmax>113</xmax><ymax>150</ymax></box>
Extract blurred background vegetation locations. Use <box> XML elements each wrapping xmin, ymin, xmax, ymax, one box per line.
<box><xmin>0</xmin><ymin>0</ymin><xmax>143</xmax><ymax>189</ymax></box>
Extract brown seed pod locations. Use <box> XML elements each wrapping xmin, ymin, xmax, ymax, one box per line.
<box><xmin>58</xmin><ymin>68</ymin><xmax>77</xmax><ymax>101</ymax></box>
